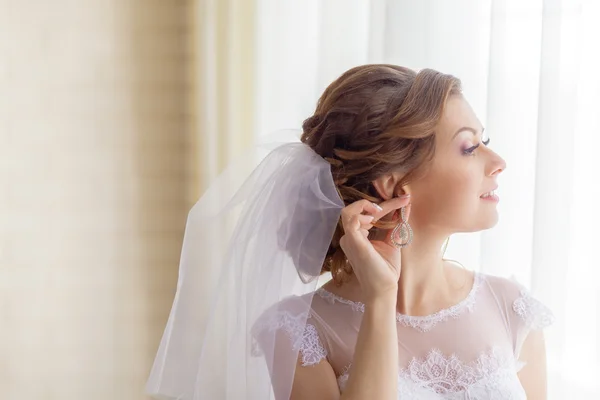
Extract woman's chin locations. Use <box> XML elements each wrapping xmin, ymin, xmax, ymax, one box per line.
<box><xmin>481</xmin><ymin>214</ymin><xmax>499</xmax><ymax>230</ymax></box>
<box><xmin>467</xmin><ymin>213</ymin><xmax>499</xmax><ymax>232</ymax></box>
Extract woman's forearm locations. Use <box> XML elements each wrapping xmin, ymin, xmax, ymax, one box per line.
<box><xmin>340</xmin><ymin>290</ymin><xmax>399</xmax><ymax>400</ymax></box>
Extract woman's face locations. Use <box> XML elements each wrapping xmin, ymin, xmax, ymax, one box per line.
<box><xmin>407</xmin><ymin>95</ymin><xmax>507</xmax><ymax>235</ymax></box>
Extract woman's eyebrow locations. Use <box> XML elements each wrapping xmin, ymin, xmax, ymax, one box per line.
<box><xmin>452</xmin><ymin>126</ymin><xmax>485</xmax><ymax>140</ymax></box>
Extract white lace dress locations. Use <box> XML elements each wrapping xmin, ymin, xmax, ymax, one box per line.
<box><xmin>255</xmin><ymin>271</ymin><xmax>555</xmax><ymax>399</ymax></box>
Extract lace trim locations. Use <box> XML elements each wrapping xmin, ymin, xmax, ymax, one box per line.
<box><xmin>336</xmin><ymin>364</ymin><xmax>352</xmax><ymax>389</ymax></box>
<box><xmin>315</xmin><ymin>289</ymin><xmax>366</xmax><ymax>313</ymax></box>
<box><xmin>402</xmin><ymin>346</ymin><xmax>514</xmax><ymax>394</ymax></box>
<box><xmin>512</xmin><ymin>286</ymin><xmax>555</xmax><ymax>330</ymax></box>
<box><xmin>250</xmin><ymin>310</ymin><xmax>327</xmax><ymax>366</ymax></box>
<box><xmin>316</xmin><ymin>272</ymin><xmax>484</xmax><ymax>332</ymax></box>
<box><xmin>337</xmin><ymin>345</ymin><xmax>521</xmax><ymax>395</ymax></box>
<box><xmin>299</xmin><ymin>323</ymin><xmax>327</xmax><ymax>366</ymax></box>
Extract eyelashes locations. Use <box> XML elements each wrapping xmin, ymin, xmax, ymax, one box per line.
<box><xmin>464</xmin><ymin>138</ymin><xmax>491</xmax><ymax>155</ymax></box>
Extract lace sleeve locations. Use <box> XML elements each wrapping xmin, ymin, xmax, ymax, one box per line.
<box><xmin>504</xmin><ymin>276</ymin><xmax>554</xmax><ymax>366</ymax></box>
<box><xmin>510</xmin><ymin>276</ymin><xmax>555</xmax><ymax>331</ymax></box>
<box><xmin>251</xmin><ymin>307</ymin><xmax>328</xmax><ymax>367</ymax></box>
<box><xmin>298</xmin><ymin>322</ymin><xmax>328</xmax><ymax>366</ymax></box>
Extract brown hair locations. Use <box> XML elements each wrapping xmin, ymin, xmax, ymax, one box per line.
<box><xmin>300</xmin><ymin>64</ymin><xmax>462</xmax><ymax>285</ymax></box>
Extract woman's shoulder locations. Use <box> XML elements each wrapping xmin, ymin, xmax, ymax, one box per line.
<box><xmin>478</xmin><ymin>271</ymin><xmax>555</xmax><ymax>331</ymax></box>
<box><xmin>252</xmin><ymin>292</ymin><xmax>315</xmax><ymax>326</ymax></box>
<box><xmin>250</xmin><ymin>291</ymin><xmax>331</xmax><ymax>367</ymax></box>
<box><xmin>478</xmin><ymin>271</ymin><xmax>526</xmax><ymax>298</ymax></box>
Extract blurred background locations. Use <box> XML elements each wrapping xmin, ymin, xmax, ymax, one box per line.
<box><xmin>1</xmin><ymin>0</ymin><xmax>599</xmax><ymax>399</ymax></box>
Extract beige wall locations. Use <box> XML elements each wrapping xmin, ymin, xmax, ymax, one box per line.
<box><xmin>0</xmin><ymin>1</ymin><xmax>194</xmax><ymax>398</ymax></box>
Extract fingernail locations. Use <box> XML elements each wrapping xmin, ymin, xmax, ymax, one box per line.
<box><xmin>400</xmin><ymin>194</ymin><xmax>411</xmax><ymax>199</ymax></box>
<box><xmin>372</xmin><ymin>202</ymin><xmax>383</xmax><ymax>211</ymax></box>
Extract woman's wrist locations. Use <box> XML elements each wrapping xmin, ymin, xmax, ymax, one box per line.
<box><xmin>364</xmin><ymin>287</ymin><xmax>398</xmax><ymax>309</ymax></box>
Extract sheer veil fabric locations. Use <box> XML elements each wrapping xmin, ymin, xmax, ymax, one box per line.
<box><xmin>145</xmin><ymin>130</ymin><xmax>346</xmax><ymax>399</ymax></box>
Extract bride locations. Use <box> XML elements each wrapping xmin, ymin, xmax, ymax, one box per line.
<box><xmin>146</xmin><ymin>64</ymin><xmax>554</xmax><ymax>400</ymax></box>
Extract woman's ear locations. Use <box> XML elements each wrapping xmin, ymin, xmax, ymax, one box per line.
<box><xmin>395</xmin><ymin>185</ymin><xmax>410</xmax><ymax>198</ymax></box>
<box><xmin>372</xmin><ymin>173</ymin><xmax>405</xmax><ymax>200</ymax></box>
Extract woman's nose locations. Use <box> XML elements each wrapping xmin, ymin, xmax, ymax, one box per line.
<box><xmin>489</xmin><ymin>153</ymin><xmax>506</xmax><ymax>176</ymax></box>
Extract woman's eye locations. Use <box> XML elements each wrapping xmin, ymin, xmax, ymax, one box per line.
<box><xmin>464</xmin><ymin>144</ymin><xmax>479</xmax><ymax>155</ymax></box>
<box><xmin>464</xmin><ymin>138</ymin><xmax>491</xmax><ymax>155</ymax></box>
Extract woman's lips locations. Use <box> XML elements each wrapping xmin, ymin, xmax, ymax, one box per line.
<box><xmin>480</xmin><ymin>193</ymin><xmax>499</xmax><ymax>202</ymax></box>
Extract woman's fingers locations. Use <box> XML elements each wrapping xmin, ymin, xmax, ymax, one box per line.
<box><xmin>370</xmin><ymin>195</ymin><xmax>411</xmax><ymax>222</ymax></box>
<box><xmin>341</xmin><ymin>200</ymin><xmax>378</xmax><ymax>228</ymax></box>
<box><xmin>343</xmin><ymin>213</ymin><xmax>375</xmax><ymax>232</ymax></box>
<box><xmin>341</xmin><ymin>197</ymin><xmax>411</xmax><ymax>226</ymax></box>
<box><xmin>340</xmin><ymin>196</ymin><xmax>412</xmax><ymax>241</ymax></box>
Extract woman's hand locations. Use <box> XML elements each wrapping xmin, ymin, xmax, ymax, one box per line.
<box><xmin>338</xmin><ymin>196</ymin><xmax>412</xmax><ymax>302</ymax></box>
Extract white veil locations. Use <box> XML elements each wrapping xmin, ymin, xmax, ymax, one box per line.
<box><xmin>145</xmin><ymin>129</ymin><xmax>346</xmax><ymax>399</ymax></box>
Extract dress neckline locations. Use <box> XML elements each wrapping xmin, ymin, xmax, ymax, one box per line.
<box><xmin>315</xmin><ymin>270</ymin><xmax>484</xmax><ymax>332</ymax></box>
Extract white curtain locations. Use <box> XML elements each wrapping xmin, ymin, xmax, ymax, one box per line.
<box><xmin>196</xmin><ymin>0</ymin><xmax>257</xmax><ymax>199</ymax></box>
<box><xmin>253</xmin><ymin>0</ymin><xmax>600</xmax><ymax>397</ymax></box>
